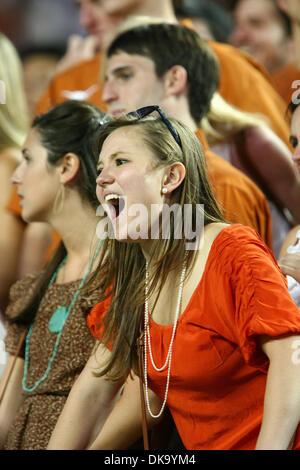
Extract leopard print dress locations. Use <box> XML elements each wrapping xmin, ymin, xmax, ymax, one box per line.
<box><xmin>3</xmin><ymin>273</ymin><xmax>101</xmax><ymax>450</ymax></box>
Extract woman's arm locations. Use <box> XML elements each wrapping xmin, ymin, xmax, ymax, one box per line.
<box><xmin>242</xmin><ymin>126</ymin><xmax>300</xmax><ymax>223</ymax></box>
<box><xmin>47</xmin><ymin>343</ymin><xmax>124</xmax><ymax>450</ymax></box>
<box><xmin>89</xmin><ymin>374</ymin><xmax>163</xmax><ymax>450</ymax></box>
<box><xmin>255</xmin><ymin>334</ymin><xmax>300</xmax><ymax>449</ymax></box>
<box><xmin>0</xmin><ymin>355</ymin><xmax>25</xmax><ymax>449</ymax></box>
<box><xmin>278</xmin><ymin>252</ymin><xmax>300</xmax><ymax>283</ymax></box>
<box><xmin>278</xmin><ymin>225</ymin><xmax>300</xmax><ymax>259</ymax></box>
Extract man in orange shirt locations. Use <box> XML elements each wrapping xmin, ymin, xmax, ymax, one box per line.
<box><xmin>275</xmin><ymin>0</ymin><xmax>300</xmax><ymax>104</ymax></box>
<box><xmin>231</xmin><ymin>0</ymin><xmax>299</xmax><ymax>105</ymax></box>
<box><xmin>36</xmin><ymin>0</ymin><xmax>290</xmax><ymax>146</ymax></box>
<box><xmin>231</xmin><ymin>0</ymin><xmax>293</xmax><ymax>75</ymax></box>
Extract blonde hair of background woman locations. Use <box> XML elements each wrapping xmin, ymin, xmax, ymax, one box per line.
<box><xmin>0</xmin><ymin>33</ymin><xmax>29</xmax><ymax>151</ymax></box>
<box><xmin>201</xmin><ymin>92</ymin><xmax>269</xmax><ymax>145</ymax></box>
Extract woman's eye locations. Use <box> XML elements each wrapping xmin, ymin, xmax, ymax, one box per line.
<box><xmin>97</xmin><ymin>168</ymin><xmax>103</xmax><ymax>175</ymax></box>
<box><xmin>116</xmin><ymin>158</ymin><xmax>128</xmax><ymax>166</ymax></box>
<box><xmin>117</xmin><ymin>71</ymin><xmax>132</xmax><ymax>82</ymax></box>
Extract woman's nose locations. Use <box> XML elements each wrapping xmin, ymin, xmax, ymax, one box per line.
<box><xmin>11</xmin><ymin>163</ymin><xmax>22</xmax><ymax>185</ymax></box>
<box><xmin>96</xmin><ymin>167</ymin><xmax>114</xmax><ymax>186</ymax></box>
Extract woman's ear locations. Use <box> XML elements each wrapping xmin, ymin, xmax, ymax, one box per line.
<box><xmin>58</xmin><ymin>153</ymin><xmax>80</xmax><ymax>184</ymax></box>
<box><xmin>163</xmin><ymin>65</ymin><xmax>188</xmax><ymax>97</ymax></box>
<box><xmin>162</xmin><ymin>162</ymin><xmax>186</xmax><ymax>195</ymax></box>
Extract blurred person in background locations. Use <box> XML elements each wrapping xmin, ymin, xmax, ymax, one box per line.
<box><xmin>230</xmin><ymin>0</ymin><xmax>299</xmax><ymax>104</ymax></box>
<box><xmin>21</xmin><ymin>46</ymin><xmax>65</xmax><ymax>118</ymax></box>
<box><xmin>175</xmin><ymin>0</ymin><xmax>234</xmax><ymax>42</ymax></box>
<box><xmin>202</xmin><ymin>92</ymin><xmax>300</xmax><ymax>257</ymax></box>
<box><xmin>0</xmin><ymin>34</ymin><xmax>62</xmax><ymax>316</ymax></box>
<box><xmin>277</xmin><ymin>0</ymin><xmax>300</xmax><ymax>63</ymax></box>
<box><xmin>231</xmin><ymin>0</ymin><xmax>293</xmax><ymax>74</ymax></box>
<box><xmin>275</xmin><ymin>0</ymin><xmax>300</xmax><ymax>103</ymax></box>
<box><xmin>0</xmin><ymin>34</ymin><xmax>29</xmax><ymax>373</ymax></box>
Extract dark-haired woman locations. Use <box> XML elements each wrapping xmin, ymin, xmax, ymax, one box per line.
<box><xmin>0</xmin><ymin>100</ymin><xmax>110</xmax><ymax>450</ymax></box>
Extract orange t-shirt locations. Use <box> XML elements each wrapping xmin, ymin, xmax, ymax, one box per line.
<box><xmin>35</xmin><ymin>54</ymin><xmax>106</xmax><ymax>115</ymax></box>
<box><xmin>87</xmin><ymin>224</ymin><xmax>300</xmax><ymax>450</ymax></box>
<box><xmin>196</xmin><ymin>129</ymin><xmax>273</xmax><ymax>249</ymax></box>
<box><xmin>271</xmin><ymin>63</ymin><xmax>300</xmax><ymax>105</ymax></box>
<box><xmin>208</xmin><ymin>41</ymin><xmax>290</xmax><ymax>147</ymax></box>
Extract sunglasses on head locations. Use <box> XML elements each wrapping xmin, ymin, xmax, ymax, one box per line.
<box><xmin>127</xmin><ymin>105</ymin><xmax>182</xmax><ymax>149</ymax></box>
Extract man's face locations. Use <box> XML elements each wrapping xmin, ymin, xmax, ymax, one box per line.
<box><xmin>75</xmin><ymin>0</ymin><xmax>130</xmax><ymax>49</ymax></box>
<box><xmin>230</xmin><ymin>0</ymin><xmax>290</xmax><ymax>73</ymax></box>
<box><xmin>102</xmin><ymin>52</ymin><xmax>166</xmax><ymax>117</ymax></box>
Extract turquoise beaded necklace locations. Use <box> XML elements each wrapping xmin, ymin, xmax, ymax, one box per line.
<box><xmin>22</xmin><ymin>241</ymin><xmax>102</xmax><ymax>392</ymax></box>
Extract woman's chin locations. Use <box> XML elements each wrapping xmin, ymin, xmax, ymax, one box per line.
<box><xmin>112</xmin><ymin>228</ymin><xmax>148</xmax><ymax>244</ymax></box>
<box><xmin>20</xmin><ymin>210</ymin><xmax>32</xmax><ymax>223</ymax></box>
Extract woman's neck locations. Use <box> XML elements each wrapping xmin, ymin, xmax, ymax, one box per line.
<box><xmin>50</xmin><ymin>195</ymin><xmax>100</xmax><ymax>281</ymax></box>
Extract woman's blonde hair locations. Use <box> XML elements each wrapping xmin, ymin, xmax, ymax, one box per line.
<box><xmin>90</xmin><ymin>113</ymin><xmax>227</xmax><ymax>381</ymax></box>
<box><xmin>201</xmin><ymin>92</ymin><xmax>269</xmax><ymax>145</ymax></box>
<box><xmin>0</xmin><ymin>33</ymin><xmax>29</xmax><ymax>151</ymax></box>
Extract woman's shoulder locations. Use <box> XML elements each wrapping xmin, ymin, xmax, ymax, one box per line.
<box><xmin>202</xmin><ymin>224</ymin><xmax>281</xmax><ymax>296</ymax></box>
<box><xmin>9</xmin><ymin>272</ymin><xmax>41</xmax><ymax>296</ymax></box>
<box><xmin>191</xmin><ymin>223</ymin><xmax>268</xmax><ymax>288</ymax></box>
<box><xmin>5</xmin><ymin>272</ymin><xmax>41</xmax><ymax>320</ymax></box>
<box><xmin>210</xmin><ymin>223</ymin><xmax>274</xmax><ymax>261</ymax></box>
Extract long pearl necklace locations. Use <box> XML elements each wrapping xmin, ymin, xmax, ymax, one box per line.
<box><xmin>143</xmin><ymin>261</ymin><xmax>186</xmax><ymax>418</ymax></box>
<box><xmin>22</xmin><ymin>241</ymin><xmax>102</xmax><ymax>393</ymax></box>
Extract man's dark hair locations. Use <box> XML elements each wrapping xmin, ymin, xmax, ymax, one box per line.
<box><xmin>106</xmin><ymin>23</ymin><xmax>220</xmax><ymax>124</ymax></box>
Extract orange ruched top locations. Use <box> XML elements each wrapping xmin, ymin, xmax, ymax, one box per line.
<box><xmin>87</xmin><ymin>224</ymin><xmax>300</xmax><ymax>450</ymax></box>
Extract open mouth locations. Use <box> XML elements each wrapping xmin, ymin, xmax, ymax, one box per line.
<box><xmin>104</xmin><ymin>194</ymin><xmax>125</xmax><ymax>221</ymax></box>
